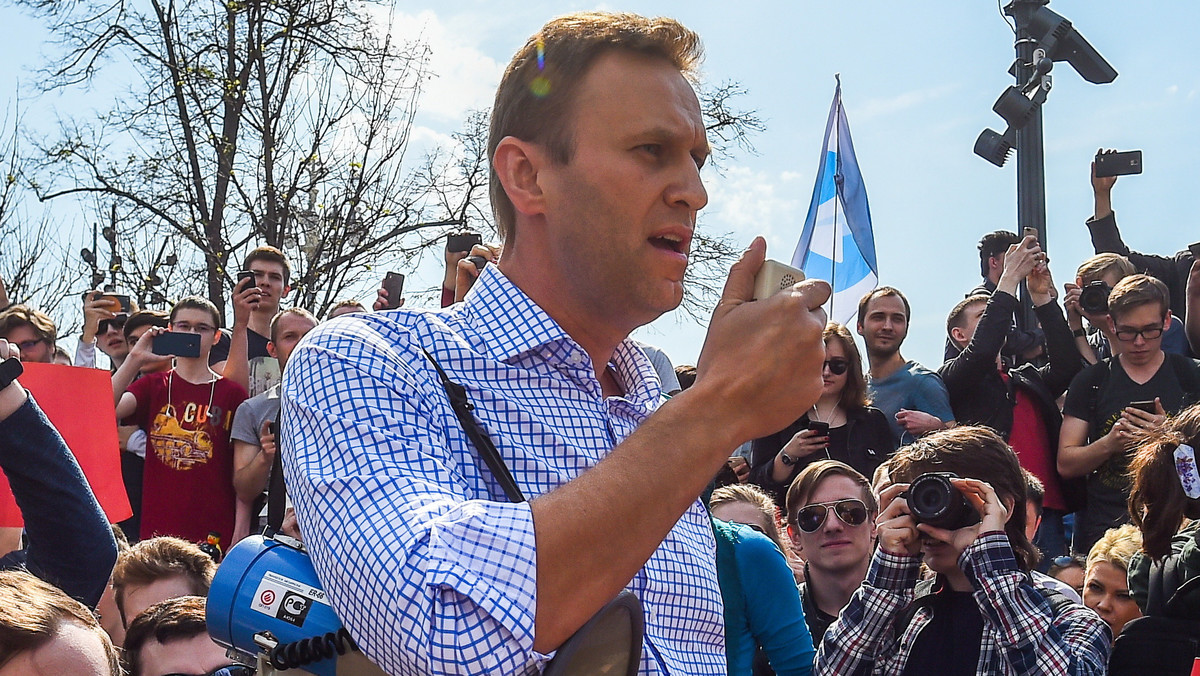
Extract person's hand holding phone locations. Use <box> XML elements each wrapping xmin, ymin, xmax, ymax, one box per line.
<box><xmin>232</xmin><ymin>274</ymin><xmax>262</xmax><ymax>327</ymax></box>
<box><xmin>1121</xmin><ymin>398</ymin><xmax>1166</xmax><ymax>435</ymax></box>
<box><xmin>258</xmin><ymin>420</ymin><xmax>277</xmax><ymax>461</ymax></box>
<box><xmin>128</xmin><ymin>326</ymin><xmax>170</xmax><ymax>368</ymax></box>
<box><xmin>455</xmin><ymin>243</ymin><xmax>502</xmax><ymax>303</ymax></box>
<box><xmin>81</xmin><ymin>291</ymin><xmax>117</xmax><ymax>343</ymax></box>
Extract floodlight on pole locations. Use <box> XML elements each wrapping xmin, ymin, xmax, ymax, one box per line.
<box><xmin>975</xmin><ymin>0</ymin><xmax>1116</xmax><ymax>332</ymax></box>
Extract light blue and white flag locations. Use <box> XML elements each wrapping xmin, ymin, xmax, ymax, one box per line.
<box><xmin>791</xmin><ymin>77</ymin><xmax>878</xmax><ymax>326</ymax></box>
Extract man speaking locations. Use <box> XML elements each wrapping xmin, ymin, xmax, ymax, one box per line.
<box><xmin>281</xmin><ymin>12</ymin><xmax>830</xmax><ymax>674</ymax></box>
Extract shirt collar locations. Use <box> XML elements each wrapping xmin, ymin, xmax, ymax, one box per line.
<box><xmin>458</xmin><ymin>265</ymin><xmax>661</xmax><ymax>403</ymax></box>
<box><xmin>460</xmin><ymin>264</ymin><xmax>578</xmax><ymax>363</ymax></box>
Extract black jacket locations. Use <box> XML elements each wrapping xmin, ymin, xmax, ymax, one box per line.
<box><xmin>0</xmin><ymin>396</ymin><xmax>118</xmax><ymax>608</ymax></box>
<box><xmin>749</xmin><ymin>406</ymin><xmax>894</xmax><ymax>507</ymax></box>
<box><xmin>1088</xmin><ymin>211</ymin><xmax>1195</xmax><ymax>319</ymax></box>
<box><xmin>939</xmin><ymin>291</ymin><xmax>1085</xmax><ymax>509</ymax></box>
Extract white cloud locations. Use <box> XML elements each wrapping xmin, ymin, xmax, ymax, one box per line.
<box><xmin>703</xmin><ymin>166</ymin><xmax>806</xmax><ymax>255</ymax></box>
<box><xmin>1167</xmin><ymin>84</ymin><xmax>1179</xmax><ymax>95</ymax></box>
<box><xmin>371</xmin><ymin>9</ymin><xmax>505</xmax><ymax>123</ymax></box>
<box><xmin>852</xmin><ymin>84</ymin><xmax>958</xmax><ymax>122</ymax></box>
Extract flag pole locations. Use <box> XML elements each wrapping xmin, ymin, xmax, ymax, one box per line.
<box><xmin>831</xmin><ymin>74</ymin><xmax>841</xmax><ymax>323</ymax></box>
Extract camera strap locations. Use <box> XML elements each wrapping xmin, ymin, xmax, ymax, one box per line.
<box><xmin>421</xmin><ymin>349</ymin><xmax>643</xmax><ymax>676</ymax></box>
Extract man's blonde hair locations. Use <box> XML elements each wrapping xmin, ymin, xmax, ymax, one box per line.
<box><xmin>1076</xmin><ymin>253</ymin><xmax>1134</xmax><ymax>286</ymax></box>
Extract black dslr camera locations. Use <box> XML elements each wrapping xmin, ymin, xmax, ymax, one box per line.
<box><xmin>1079</xmin><ymin>280</ymin><xmax>1112</xmax><ymax>315</ymax></box>
<box><xmin>904</xmin><ymin>472</ymin><xmax>980</xmax><ymax>531</ymax></box>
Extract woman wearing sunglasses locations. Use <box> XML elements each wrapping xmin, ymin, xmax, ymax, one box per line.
<box><xmin>750</xmin><ymin>323</ymin><xmax>894</xmax><ymax>507</ymax></box>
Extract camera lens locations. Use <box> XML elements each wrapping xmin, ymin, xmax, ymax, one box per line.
<box><xmin>1079</xmin><ymin>281</ymin><xmax>1112</xmax><ymax>315</ymax></box>
<box><xmin>906</xmin><ymin>472</ymin><xmax>980</xmax><ymax>531</ymax></box>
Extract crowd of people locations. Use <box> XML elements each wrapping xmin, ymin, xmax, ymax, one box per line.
<box><xmin>1</xmin><ymin>10</ymin><xmax>1200</xmax><ymax>676</ymax></box>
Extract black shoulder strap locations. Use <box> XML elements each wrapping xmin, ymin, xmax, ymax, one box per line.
<box><xmin>267</xmin><ymin>410</ymin><xmax>287</xmax><ymax>531</ymax></box>
<box><xmin>423</xmin><ymin>350</ymin><xmax>525</xmax><ymax>504</ymax></box>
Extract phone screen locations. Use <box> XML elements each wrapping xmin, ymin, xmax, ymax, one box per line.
<box><xmin>152</xmin><ymin>332</ymin><xmax>201</xmax><ymax>358</ymax></box>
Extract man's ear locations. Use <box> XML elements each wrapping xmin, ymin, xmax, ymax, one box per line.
<box><xmin>492</xmin><ymin>136</ymin><xmax>547</xmax><ymax>219</ymax></box>
<box><xmin>267</xmin><ymin>341</ymin><xmax>278</xmax><ymax>360</ymax></box>
<box><xmin>1001</xmin><ymin>495</ymin><xmax>1017</xmax><ymax>523</ymax></box>
<box><xmin>949</xmin><ymin>327</ymin><xmax>968</xmax><ymax>348</ymax></box>
<box><xmin>786</xmin><ymin>523</ymin><xmax>803</xmax><ymax>552</ymax></box>
<box><xmin>281</xmin><ymin>284</ymin><xmax>292</xmax><ymax>299</ymax></box>
<box><xmin>1164</xmin><ymin>310</ymin><xmax>1173</xmax><ymax>331</ymax></box>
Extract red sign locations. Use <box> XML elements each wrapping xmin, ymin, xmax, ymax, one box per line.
<box><xmin>0</xmin><ymin>363</ymin><xmax>133</xmax><ymax>527</ymax></box>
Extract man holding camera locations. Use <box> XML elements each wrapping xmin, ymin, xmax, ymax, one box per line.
<box><xmin>815</xmin><ymin>426</ymin><xmax>1109</xmax><ymax>676</ymax></box>
<box><xmin>113</xmin><ymin>297</ymin><xmax>247</xmax><ymax>544</ymax></box>
<box><xmin>1059</xmin><ymin>274</ymin><xmax>1200</xmax><ymax>554</ymax></box>
<box><xmin>939</xmin><ymin>237</ymin><xmax>1082</xmax><ymax>565</ymax></box>
<box><xmin>281</xmin><ymin>12</ymin><xmax>830</xmax><ymax>675</ymax></box>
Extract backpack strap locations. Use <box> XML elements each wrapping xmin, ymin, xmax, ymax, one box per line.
<box><xmin>422</xmin><ymin>349</ymin><xmax>525</xmax><ymax>504</ymax></box>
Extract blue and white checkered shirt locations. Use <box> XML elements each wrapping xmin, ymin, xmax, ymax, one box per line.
<box><xmin>280</xmin><ymin>265</ymin><xmax>725</xmax><ymax>675</ymax></box>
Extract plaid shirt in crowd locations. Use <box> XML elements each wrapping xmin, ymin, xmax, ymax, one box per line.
<box><xmin>815</xmin><ymin>531</ymin><xmax>1111</xmax><ymax>676</ymax></box>
<box><xmin>281</xmin><ymin>265</ymin><xmax>725</xmax><ymax>675</ymax></box>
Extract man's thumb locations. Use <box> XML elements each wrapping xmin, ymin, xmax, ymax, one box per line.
<box><xmin>720</xmin><ymin>236</ymin><xmax>767</xmax><ymax>305</ymax></box>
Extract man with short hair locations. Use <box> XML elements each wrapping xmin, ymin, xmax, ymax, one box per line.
<box><xmin>212</xmin><ymin>245</ymin><xmax>293</xmax><ymax>396</ymax></box>
<box><xmin>939</xmin><ymin>239</ymin><xmax>1082</xmax><ymax>565</ymax></box>
<box><xmin>110</xmin><ymin>536</ymin><xmax>216</xmax><ymax>630</ymax></box>
<box><xmin>231</xmin><ymin>308</ymin><xmax>318</xmax><ymax>537</ymax></box>
<box><xmin>0</xmin><ymin>304</ymin><xmax>57</xmax><ymax>364</ymax></box>
<box><xmin>114</xmin><ymin>297</ymin><xmax>248</xmax><ymax>543</ymax></box>
<box><xmin>122</xmin><ymin>596</ymin><xmax>235</xmax><ymax>676</ymax></box>
<box><xmin>282</xmin><ymin>12</ymin><xmax>830</xmax><ymax>674</ymax></box>
<box><xmin>944</xmin><ymin>230</ymin><xmax>1045</xmax><ymax>364</ymax></box>
<box><xmin>1059</xmin><ymin>274</ymin><xmax>1200</xmax><ymax>554</ymax></box>
<box><xmin>0</xmin><ymin>569</ymin><xmax>121</xmax><ymax>676</ymax></box>
<box><xmin>816</xmin><ymin>426</ymin><xmax>1110</xmax><ymax>675</ymax></box>
<box><xmin>785</xmin><ymin>459</ymin><xmax>877</xmax><ymax>644</ymax></box>
<box><xmin>858</xmin><ymin>286</ymin><xmax>955</xmax><ymax>446</ymax></box>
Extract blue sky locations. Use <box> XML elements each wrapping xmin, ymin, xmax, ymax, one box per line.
<box><xmin>3</xmin><ymin>1</ymin><xmax>1197</xmax><ymax>368</ymax></box>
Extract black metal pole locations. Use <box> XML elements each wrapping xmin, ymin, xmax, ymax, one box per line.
<box><xmin>1008</xmin><ymin>0</ymin><xmax>1048</xmax><ymax>336</ymax></box>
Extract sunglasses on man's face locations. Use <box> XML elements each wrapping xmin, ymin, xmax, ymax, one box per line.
<box><xmin>823</xmin><ymin>358</ymin><xmax>849</xmax><ymax>376</ymax></box>
<box><xmin>98</xmin><ymin>314</ymin><xmax>128</xmax><ymax>335</ymax></box>
<box><xmin>795</xmin><ymin>498</ymin><xmax>870</xmax><ymax>533</ymax></box>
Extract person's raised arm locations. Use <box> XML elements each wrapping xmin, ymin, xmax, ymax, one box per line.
<box><xmin>528</xmin><ymin>238</ymin><xmax>830</xmax><ymax>651</ymax></box>
<box><xmin>217</xmin><ymin>277</ymin><xmax>257</xmax><ymax>391</ymax></box>
<box><xmin>1029</xmin><ymin>264</ymin><xmax>1084</xmax><ymax>396</ymax></box>
<box><xmin>233</xmin><ymin>420</ymin><xmax>274</xmax><ymax>503</ymax></box>
<box><xmin>0</xmin><ymin>273</ymin><xmax>9</xmax><ymax>310</ymax></box>
<box><xmin>1187</xmin><ymin>258</ymin><xmax>1200</xmax><ymax>356</ymax></box>
<box><xmin>112</xmin><ymin>327</ymin><xmax>164</xmax><ymax>418</ymax></box>
<box><xmin>0</xmin><ymin>339</ymin><xmax>117</xmax><ymax>607</ymax></box>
